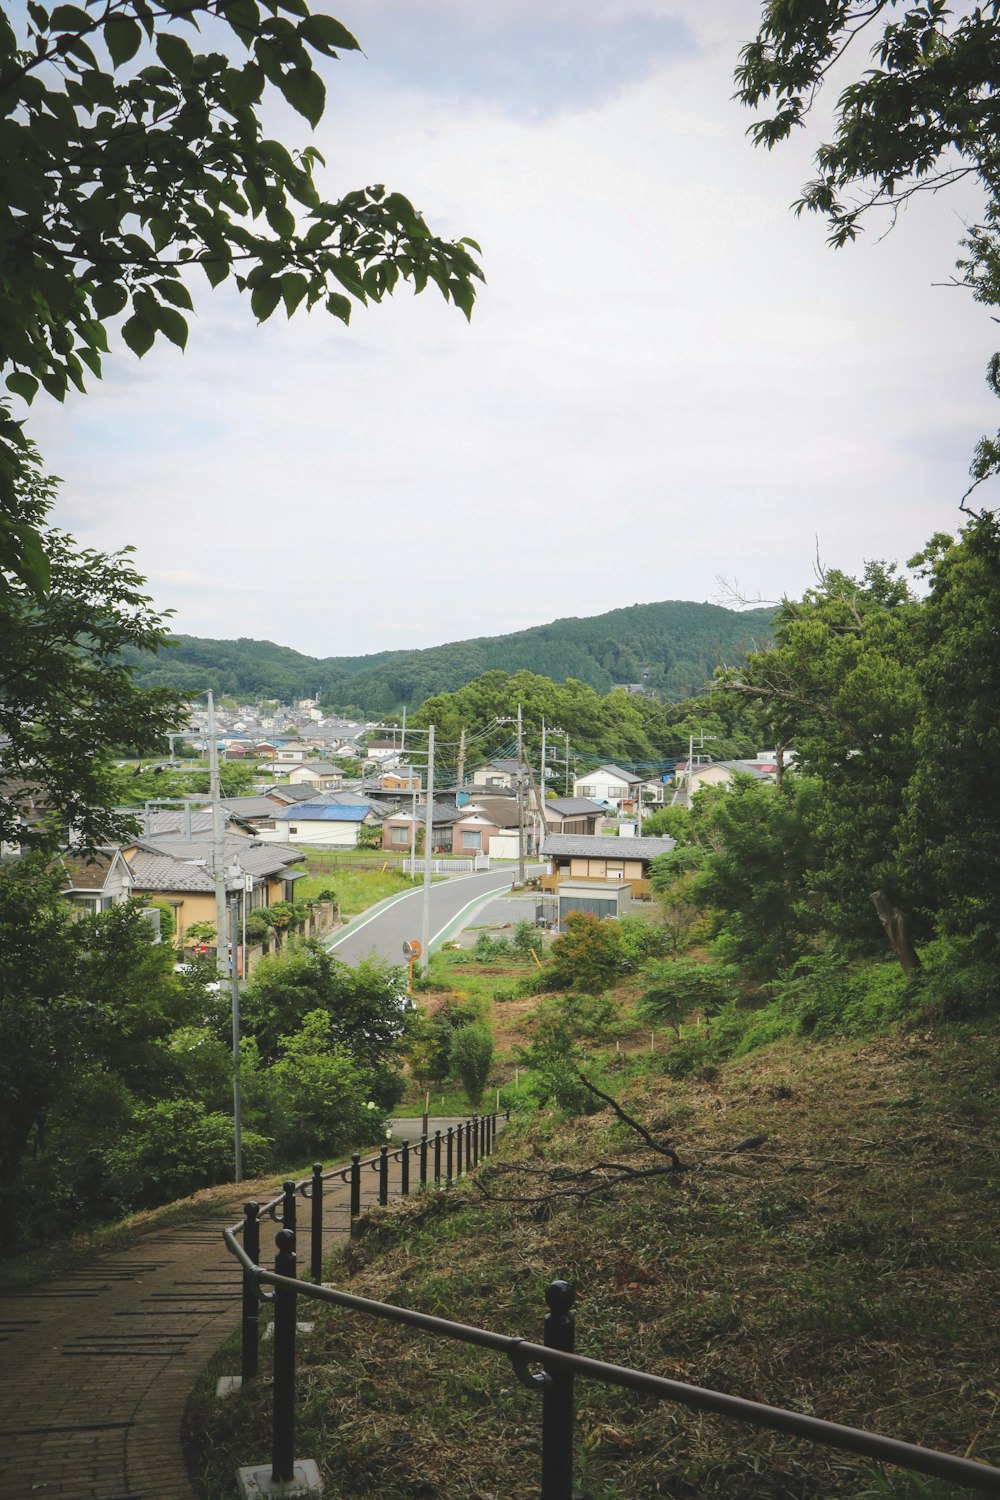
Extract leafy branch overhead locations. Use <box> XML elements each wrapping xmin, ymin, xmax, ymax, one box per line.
<box><xmin>735</xmin><ymin>0</ymin><xmax>1000</xmax><ymax>498</ymax></box>
<box><xmin>0</xmin><ymin>0</ymin><xmax>484</xmax><ymax>587</ymax></box>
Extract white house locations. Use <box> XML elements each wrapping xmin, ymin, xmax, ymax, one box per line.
<box><xmin>572</xmin><ymin>764</ymin><xmax>643</xmax><ymax>811</ymax></box>
<box><xmin>260</xmin><ymin>801</ymin><xmax>380</xmax><ymax>847</ymax></box>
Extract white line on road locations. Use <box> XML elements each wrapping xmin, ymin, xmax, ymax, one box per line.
<box><xmin>322</xmin><ymin>870</ymin><xmax>515</xmax><ymax>955</ymax></box>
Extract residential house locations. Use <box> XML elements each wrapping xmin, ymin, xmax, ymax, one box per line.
<box><xmin>123</xmin><ymin>832</ymin><xmax>306</xmax><ymax>946</ymax></box>
<box><xmin>287</xmin><ymin>762</ymin><xmax>344</xmax><ymax>792</ymax></box>
<box><xmin>471</xmin><ymin>759</ymin><xmax>522</xmax><ymax>790</ymax></box>
<box><xmin>572</xmin><ymin>764</ymin><xmax>644</xmax><ymax>812</ymax></box>
<box><xmin>263</xmin><ymin>800</ymin><xmax>381</xmax><ymax>847</ymax></box>
<box><xmin>542</xmin><ymin>797</ymin><xmax>605</xmax><ymax>835</ymax></box>
<box><xmin>539</xmin><ymin>831</ymin><xmax>676</xmax><ymax>902</ymax></box>
<box><xmin>380</xmin><ymin>766</ymin><xmax>421</xmax><ymax>792</ymax></box>
<box><xmin>60</xmin><ymin>847</ymin><xmax>134</xmax><ymax>914</ymax></box>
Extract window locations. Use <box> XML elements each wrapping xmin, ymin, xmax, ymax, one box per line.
<box><xmin>461</xmin><ymin>830</ymin><xmax>482</xmax><ymax>851</ymax></box>
<box><xmin>487</xmin><ymin>776</ymin><xmax>503</xmax><ymax>788</ymax></box>
<box><xmin>391</xmin><ymin>826</ymin><xmax>410</xmax><ymax>845</ymax></box>
<box><xmin>289</xmin><ymin>826</ymin><xmax>298</xmax><ymax>835</ymax></box>
<box><xmin>578</xmin><ymin>785</ymin><xmax>596</xmax><ymax>798</ymax></box>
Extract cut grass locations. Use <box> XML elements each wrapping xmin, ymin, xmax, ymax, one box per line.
<box><xmin>184</xmin><ymin>1019</ymin><xmax>1000</xmax><ymax>1499</ymax></box>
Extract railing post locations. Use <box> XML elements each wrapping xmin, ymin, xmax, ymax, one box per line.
<box><xmin>310</xmin><ymin>1163</ymin><xmax>323</xmax><ymax>1284</ymax></box>
<box><xmin>456</xmin><ymin>1121</ymin><xmax>464</xmax><ymax>1177</ymax></box>
<box><xmin>541</xmin><ymin>1280</ymin><xmax>576</xmax><ymax>1500</ymax></box>
<box><xmin>350</xmin><ymin>1152</ymin><xmax>361</xmax><ymax>1223</ymax></box>
<box><xmin>446</xmin><ymin>1126</ymin><xmax>453</xmax><ymax>1185</ymax></box>
<box><xmin>241</xmin><ymin>1201</ymin><xmax>260</xmax><ymax>1383</ymax></box>
<box><xmin>379</xmin><ymin>1145</ymin><xmax>389</xmax><ymax>1206</ymax></box>
<box><xmin>401</xmin><ymin>1139</ymin><xmax>410</xmax><ymax>1195</ymax></box>
<box><xmin>485</xmin><ymin>1114</ymin><xmax>493</xmax><ymax>1155</ymax></box>
<box><xmin>472</xmin><ymin>1115</ymin><xmax>479</xmax><ymax>1167</ymax></box>
<box><xmin>465</xmin><ymin>1117</ymin><xmax>472</xmax><ymax>1166</ymax></box>
<box><xmin>480</xmin><ymin>1113</ymin><xmax>487</xmax><ymax>1157</ymax></box>
<box><xmin>420</xmin><ymin>1133</ymin><xmax>428</xmax><ymax>1186</ymax></box>
<box><xmin>433</xmin><ymin>1129</ymin><xmax>442</xmax><ymax>1184</ymax></box>
<box><xmin>271</xmin><ymin>1228</ymin><xmax>298</xmax><ymax>1485</ymax></box>
<box><xmin>281</xmin><ymin>1179</ymin><xmax>297</xmax><ymax>1241</ymax></box>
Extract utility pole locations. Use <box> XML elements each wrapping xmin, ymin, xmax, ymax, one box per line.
<box><xmin>207</xmin><ymin>692</ymin><xmax>228</xmax><ymax>980</ymax></box>
<box><xmin>516</xmin><ymin>705</ymin><xmax>526</xmax><ymax>887</ymax></box>
<box><xmin>420</xmin><ymin>723</ymin><xmax>434</xmax><ymax>973</ymax></box>
<box><xmin>564</xmin><ymin>731</ymin><xmax>571</xmax><ymax>795</ymax></box>
<box><xmin>208</xmin><ymin>691</ymin><xmax>241</xmax><ymax>1183</ymax></box>
<box><xmin>539</xmin><ymin>719</ymin><xmax>547</xmax><ymax>850</ymax></box>
<box><xmin>400</xmin><ymin>705</ymin><xmax>406</xmax><ymax>755</ymax></box>
<box><xmin>456</xmin><ymin>726</ymin><xmax>466</xmax><ymax>792</ymax></box>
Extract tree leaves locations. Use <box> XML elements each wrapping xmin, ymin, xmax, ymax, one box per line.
<box><xmin>0</xmin><ymin>0</ymin><xmax>486</xmax><ymax>588</ymax></box>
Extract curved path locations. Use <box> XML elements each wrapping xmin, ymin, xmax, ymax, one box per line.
<box><xmin>322</xmin><ymin>865</ymin><xmax>533</xmax><ymax>967</ymax></box>
<box><xmin>0</xmin><ymin>1122</ymin><xmax>473</xmax><ymax>1500</ymax></box>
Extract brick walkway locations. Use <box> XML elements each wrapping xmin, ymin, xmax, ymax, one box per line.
<box><xmin>0</xmin><ymin>1124</ymin><xmax>464</xmax><ymax>1500</ymax></box>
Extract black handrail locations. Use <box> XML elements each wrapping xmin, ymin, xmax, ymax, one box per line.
<box><xmin>224</xmin><ymin>1229</ymin><xmax>1000</xmax><ymax>1497</ymax></box>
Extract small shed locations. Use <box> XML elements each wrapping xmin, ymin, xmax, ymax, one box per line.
<box><xmin>556</xmin><ymin>880</ymin><xmax>633</xmax><ymax>929</ymax></box>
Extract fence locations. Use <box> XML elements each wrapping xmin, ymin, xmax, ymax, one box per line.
<box><xmin>402</xmin><ymin>854</ymin><xmax>491</xmax><ymax>874</ymax></box>
<box><xmin>221</xmin><ymin>1118</ymin><xmax>1000</xmax><ymax>1500</ymax></box>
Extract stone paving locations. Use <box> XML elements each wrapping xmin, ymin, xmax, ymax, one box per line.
<box><xmin>0</xmin><ymin>1123</ymin><xmax>473</xmax><ymax>1500</ymax></box>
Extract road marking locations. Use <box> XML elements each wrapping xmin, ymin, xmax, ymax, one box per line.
<box><xmin>429</xmin><ymin>882</ymin><xmax>513</xmax><ymax>951</ymax></box>
<box><xmin>322</xmin><ymin>869</ymin><xmax>516</xmax><ymax>954</ymax></box>
<box><xmin>322</xmin><ymin>887</ymin><xmax>416</xmax><ymax>950</ymax></box>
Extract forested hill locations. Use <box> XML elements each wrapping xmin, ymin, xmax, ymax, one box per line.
<box><xmin>127</xmin><ymin>600</ymin><xmax>775</xmax><ymax>712</ymax></box>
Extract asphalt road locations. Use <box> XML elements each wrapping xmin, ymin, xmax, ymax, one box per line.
<box><xmin>321</xmin><ymin>865</ymin><xmax>523</xmax><ymax>969</ymax></box>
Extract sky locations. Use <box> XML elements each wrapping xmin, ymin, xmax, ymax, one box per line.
<box><xmin>29</xmin><ymin>0</ymin><xmax>999</xmax><ymax>657</ymax></box>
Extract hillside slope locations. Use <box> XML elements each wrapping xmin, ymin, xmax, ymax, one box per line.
<box><xmin>187</xmin><ymin>1019</ymin><xmax>1000</xmax><ymax>1499</ymax></box>
<box><xmin>127</xmin><ymin>600</ymin><xmax>774</xmax><ymax>710</ymax></box>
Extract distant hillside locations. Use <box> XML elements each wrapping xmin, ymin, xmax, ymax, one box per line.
<box><xmin>127</xmin><ymin>600</ymin><xmax>775</xmax><ymax>712</ymax></box>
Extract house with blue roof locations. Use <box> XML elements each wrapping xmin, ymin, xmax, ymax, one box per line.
<box><xmin>262</xmin><ymin>799</ymin><xmax>382</xmax><ymax>847</ymax></box>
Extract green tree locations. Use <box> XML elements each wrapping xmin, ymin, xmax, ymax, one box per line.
<box><xmin>735</xmin><ymin>0</ymin><xmax>1000</xmax><ymax>494</ymax></box>
<box><xmin>0</xmin><ymin>858</ymin><xmax>194</xmax><ymax>1247</ymax></box>
<box><xmin>0</xmin><ymin>0</ymin><xmax>483</xmax><ymax>587</ymax></box>
<box><xmin>449</xmin><ymin>1022</ymin><xmax>494</xmax><ymax>1108</ymax></box>
<box><xmin>905</xmin><ymin>517</ymin><xmax>1000</xmax><ymax>958</ymax></box>
<box><xmin>720</xmin><ymin>563</ymin><xmax>923</xmax><ymax>952</ymax></box>
<box><xmin>0</xmin><ymin>459</ymin><xmax>182</xmax><ymax>849</ymax></box>
<box><xmin>546</xmin><ymin>911</ymin><xmax>623</xmax><ymax>994</ymax></box>
<box><xmin>241</xmin><ymin>943</ymin><xmax>409</xmax><ymax>1069</ymax></box>
<box><xmin>686</xmin><ymin>777</ymin><xmax>823</xmax><ymax>980</ymax></box>
<box><xmin>266</xmin><ymin>1010</ymin><xmax>377</xmax><ymax>1160</ymax></box>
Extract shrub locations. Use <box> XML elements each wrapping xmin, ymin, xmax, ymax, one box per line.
<box><xmin>450</xmin><ymin>1023</ymin><xmax>494</xmax><ymax>1107</ymax></box>
<box><xmin>546</xmin><ymin>911</ymin><xmax>622</xmax><ymax>993</ymax></box>
<box><xmin>103</xmin><ymin>1099</ymin><xmax>270</xmax><ymax>1210</ymax></box>
<box><xmin>638</xmin><ymin>958</ymin><xmax>739</xmax><ymax>1032</ymax></box>
<box><xmin>512</xmin><ymin>920</ymin><xmax>541</xmax><ymax>960</ymax></box>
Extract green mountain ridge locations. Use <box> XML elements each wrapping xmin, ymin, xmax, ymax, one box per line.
<box><xmin>127</xmin><ymin>600</ymin><xmax>775</xmax><ymax>712</ymax></box>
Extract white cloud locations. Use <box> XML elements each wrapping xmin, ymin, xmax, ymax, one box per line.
<box><xmin>32</xmin><ymin>1</ymin><xmax>997</xmax><ymax>659</ymax></box>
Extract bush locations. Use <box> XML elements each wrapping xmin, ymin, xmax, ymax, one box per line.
<box><xmin>638</xmin><ymin>958</ymin><xmax>739</xmax><ymax>1032</ymax></box>
<box><xmin>450</xmin><ymin>1023</ymin><xmax>494</xmax><ymax>1107</ymax></box>
<box><xmin>512</xmin><ymin>920</ymin><xmax>542</xmax><ymax>960</ymax></box>
<box><xmin>103</xmin><ymin>1098</ymin><xmax>270</xmax><ymax>1210</ymax></box>
<box><xmin>473</xmin><ymin>931</ymin><xmax>512</xmax><ymax>964</ymax></box>
<box><xmin>244</xmin><ymin>910</ymin><xmax>273</xmax><ymax>944</ymax></box>
<box><xmin>546</xmin><ymin>912</ymin><xmax>623</xmax><ymax>993</ymax></box>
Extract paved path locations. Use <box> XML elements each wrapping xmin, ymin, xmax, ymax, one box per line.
<box><xmin>0</xmin><ymin>1121</ymin><xmax>480</xmax><ymax>1500</ymax></box>
<box><xmin>322</xmin><ymin>866</ymin><xmax>541</xmax><ymax>967</ymax></box>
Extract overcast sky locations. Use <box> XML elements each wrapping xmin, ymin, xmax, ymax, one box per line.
<box><xmin>32</xmin><ymin>0</ymin><xmax>997</xmax><ymax>657</ymax></box>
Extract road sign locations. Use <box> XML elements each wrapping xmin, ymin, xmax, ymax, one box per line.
<box><xmin>402</xmin><ymin>939</ymin><xmax>422</xmax><ymax>959</ymax></box>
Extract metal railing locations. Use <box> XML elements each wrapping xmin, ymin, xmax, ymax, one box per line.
<box><xmin>226</xmin><ymin>1112</ymin><xmax>501</xmax><ymax>1383</ymax></box>
<box><xmin>221</xmin><ymin>1119</ymin><xmax>1000</xmax><ymax>1499</ymax></box>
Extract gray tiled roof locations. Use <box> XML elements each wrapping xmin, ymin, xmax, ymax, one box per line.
<box><xmin>544</xmin><ymin>797</ymin><xmax>605</xmax><ymax>816</ymax></box>
<box><xmin>541</xmin><ymin>832</ymin><xmax>676</xmax><ymax>861</ymax></box>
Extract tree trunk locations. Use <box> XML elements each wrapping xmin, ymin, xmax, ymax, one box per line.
<box><xmin>870</xmin><ymin>890</ymin><xmax>921</xmax><ymax>976</ymax></box>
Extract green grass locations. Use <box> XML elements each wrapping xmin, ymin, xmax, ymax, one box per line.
<box><xmin>296</xmin><ymin>865</ymin><xmax>412</xmax><ymax>915</ymax></box>
<box><xmin>184</xmin><ymin>1017</ymin><xmax>1000</xmax><ymax>1500</ymax></box>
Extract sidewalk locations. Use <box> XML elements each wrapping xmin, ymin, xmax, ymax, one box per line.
<box><xmin>0</xmin><ymin>1131</ymin><xmax>448</xmax><ymax>1500</ymax></box>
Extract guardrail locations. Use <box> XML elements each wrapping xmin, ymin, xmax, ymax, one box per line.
<box><xmin>221</xmin><ymin>1116</ymin><xmax>1000</xmax><ymax>1499</ymax></box>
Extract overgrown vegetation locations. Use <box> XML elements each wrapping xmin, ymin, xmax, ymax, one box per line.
<box><xmin>0</xmin><ymin>866</ymin><xmax>411</xmax><ymax>1255</ymax></box>
<box><xmin>185</xmin><ymin>1020</ymin><xmax>1000</xmax><ymax>1499</ymax></box>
